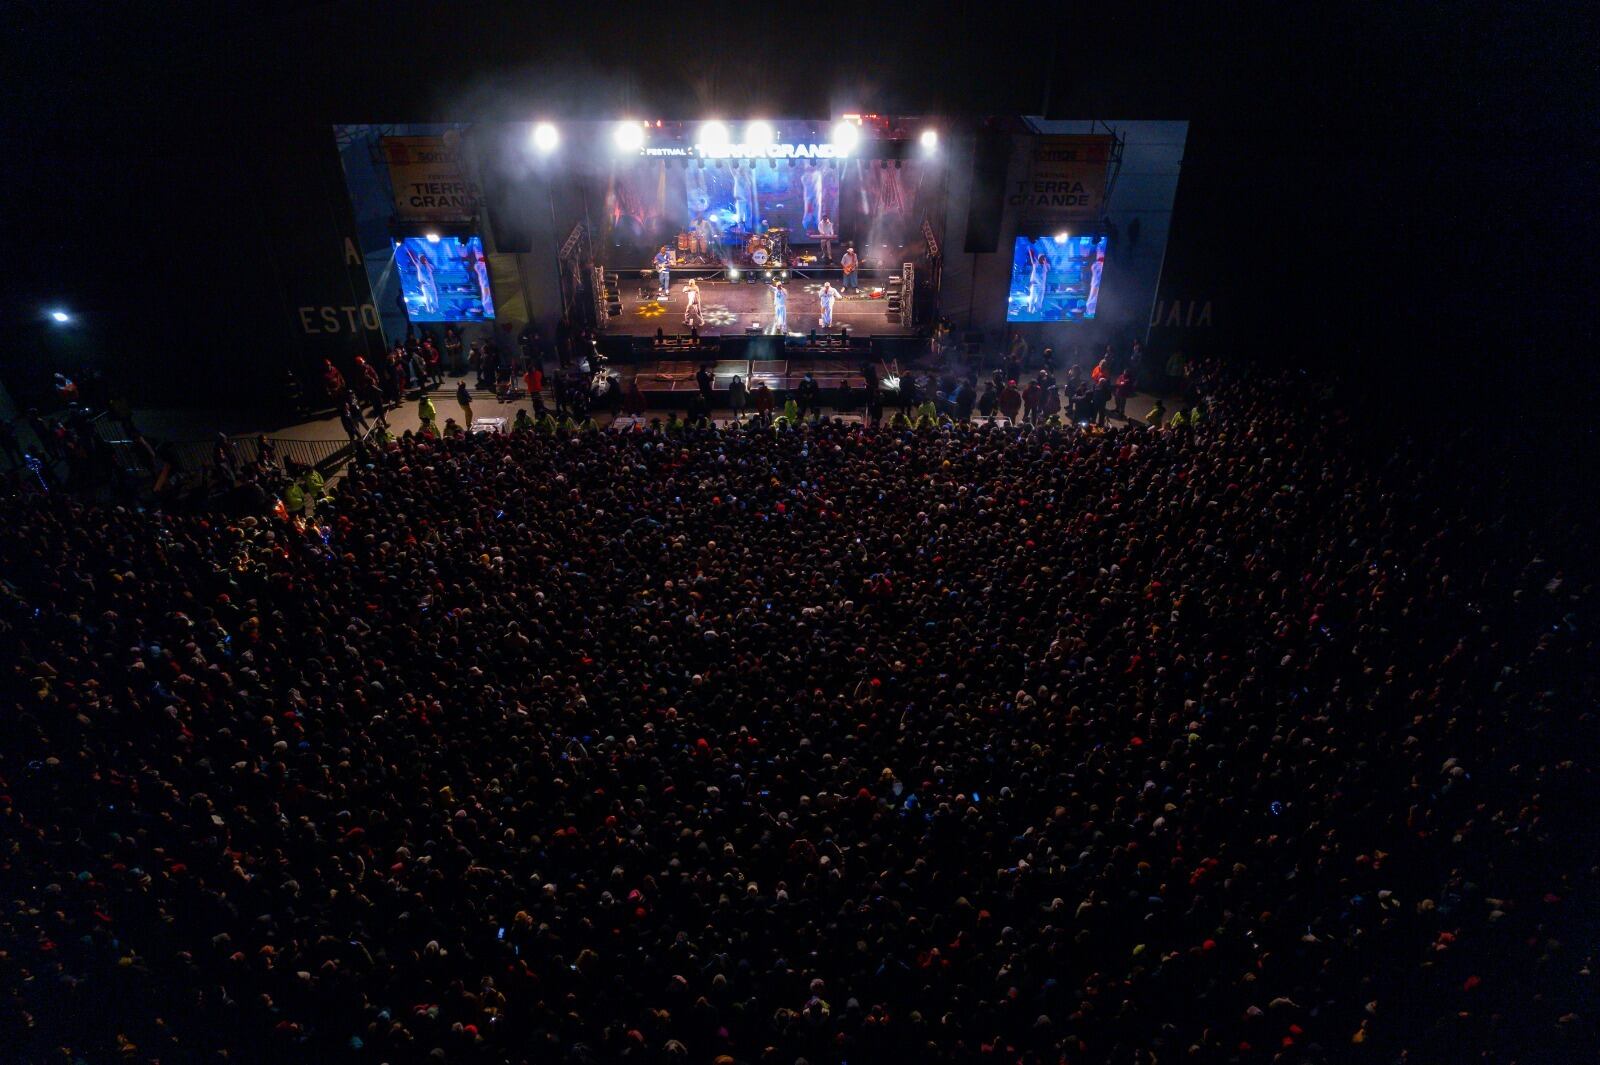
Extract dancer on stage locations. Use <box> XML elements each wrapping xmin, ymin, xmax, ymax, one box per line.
<box><xmin>817</xmin><ymin>280</ymin><xmax>838</xmax><ymax>328</ymax></box>
<box><xmin>653</xmin><ymin>246</ymin><xmax>672</xmax><ymax>298</ymax></box>
<box><xmin>1025</xmin><ymin>243</ymin><xmax>1050</xmax><ymax>315</ymax></box>
<box><xmin>683</xmin><ymin>278</ymin><xmax>704</xmax><ymax>329</ymax></box>
<box><xmin>768</xmin><ymin>280</ymin><xmax>788</xmax><ymax>335</ymax></box>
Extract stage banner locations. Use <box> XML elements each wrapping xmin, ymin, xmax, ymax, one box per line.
<box><xmin>382</xmin><ymin>134</ymin><xmax>480</xmax><ymax>221</ymax></box>
<box><xmin>1011</xmin><ymin>135</ymin><xmax>1114</xmax><ymax>221</ymax></box>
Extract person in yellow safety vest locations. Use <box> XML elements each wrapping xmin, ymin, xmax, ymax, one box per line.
<box><xmin>417</xmin><ymin>392</ymin><xmax>438</xmax><ymax>435</ymax></box>
<box><xmin>283</xmin><ymin>480</ymin><xmax>305</xmax><ymax>515</ymax></box>
<box><xmin>296</xmin><ymin>469</ymin><xmax>325</xmax><ymax>516</ymax></box>
<box><xmin>1168</xmin><ymin>407</ymin><xmax>1188</xmax><ymax>429</ymax></box>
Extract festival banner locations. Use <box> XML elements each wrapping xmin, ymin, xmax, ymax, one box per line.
<box><xmin>382</xmin><ymin>135</ymin><xmax>480</xmax><ymax>222</ymax></box>
<box><xmin>1010</xmin><ymin>135</ymin><xmax>1114</xmax><ymax>222</ymax></box>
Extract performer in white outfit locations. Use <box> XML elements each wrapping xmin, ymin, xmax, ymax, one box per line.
<box><xmin>1025</xmin><ymin>244</ymin><xmax>1049</xmax><ymax>315</ymax></box>
<box><xmin>404</xmin><ymin>245</ymin><xmax>439</xmax><ymax>315</ymax></box>
<box><xmin>769</xmin><ymin>281</ymin><xmax>788</xmax><ymax>335</ymax></box>
<box><xmin>468</xmin><ymin>247</ymin><xmax>494</xmax><ymax>317</ymax></box>
<box><xmin>817</xmin><ymin>281</ymin><xmax>837</xmax><ymax>328</ymax></box>
<box><xmin>818</xmin><ymin>215</ymin><xmax>836</xmax><ymax>263</ymax></box>
<box><xmin>683</xmin><ymin>279</ymin><xmax>704</xmax><ymax>329</ymax></box>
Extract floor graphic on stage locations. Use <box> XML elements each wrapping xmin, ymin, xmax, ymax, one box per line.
<box><xmin>610</xmin><ymin>282</ymin><xmax>906</xmax><ymax>337</ymax></box>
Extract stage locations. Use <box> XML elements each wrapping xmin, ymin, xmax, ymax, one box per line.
<box><xmin>605</xmin><ymin>276</ymin><xmax>914</xmax><ymax>338</ymax></box>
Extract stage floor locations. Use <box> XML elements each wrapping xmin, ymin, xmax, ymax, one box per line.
<box><xmin>608</xmin><ymin>278</ymin><xmax>912</xmax><ymax>337</ymax></box>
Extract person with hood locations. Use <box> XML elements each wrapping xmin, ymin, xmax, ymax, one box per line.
<box><xmin>998</xmin><ymin>380</ymin><xmax>1023</xmax><ymax>424</ymax></box>
<box><xmin>796</xmin><ymin>372</ymin><xmax>821</xmax><ymax>422</ymax></box>
<box><xmin>412</xmin><ymin>390</ymin><xmax>434</xmax><ymax>432</ymax></box>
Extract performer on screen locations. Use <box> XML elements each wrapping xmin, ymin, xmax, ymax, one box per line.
<box><xmin>683</xmin><ymin>278</ymin><xmax>704</xmax><ymax>329</ymax></box>
<box><xmin>818</xmin><ymin>214</ymin><xmax>836</xmax><ymax>263</ymax></box>
<box><xmin>817</xmin><ymin>281</ymin><xmax>838</xmax><ymax>328</ymax></box>
<box><xmin>653</xmin><ymin>246</ymin><xmax>672</xmax><ymax>298</ymax></box>
<box><xmin>466</xmin><ymin>245</ymin><xmax>495</xmax><ymax>318</ymax></box>
<box><xmin>801</xmin><ymin>164</ymin><xmax>824</xmax><ymax>233</ymax></box>
<box><xmin>1025</xmin><ymin>243</ymin><xmax>1050</xmax><ymax>315</ymax></box>
<box><xmin>768</xmin><ymin>280</ymin><xmax>788</xmax><ymax>335</ymax></box>
<box><xmin>403</xmin><ymin>244</ymin><xmax>439</xmax><ymax>315</ymax></box>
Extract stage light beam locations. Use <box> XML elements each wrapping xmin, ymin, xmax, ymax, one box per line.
<box><xmin>831</xmin><ymin>121</ymin><xmax>860</xmax><ymax>155</ymax></box>
<box><xmin>532</xmin><ymin>122</ymin><xmax>559</xmax><ymax>153</ymax></box>
<box><xmin>49</xmin><ymin>309</ymin><xmax>72</xmax><ymax>324</ymax></box>
<box><xmin>920</xmin><ymin>129</ymin><xmax>938</xmax><ymax>152</ymax></box>
<box><xmin>745</xmin><ymin>121</ymin><xmax>774</xmax><ymax>150</ymax></box>
<box><xmin>614</xmin><ymin>122</ymin><xmax>646</xmax><ymax>152</ymax></box>
<box><xmin>700</xmin><ymin>121</ymin><xmax>729</xmax><ymax>149</ymax></box>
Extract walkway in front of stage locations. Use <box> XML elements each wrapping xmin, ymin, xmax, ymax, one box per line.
<box><xmin>608</xmin><ymin>278</ymin><xmax>913</xmax><ymax>337</ymax></box>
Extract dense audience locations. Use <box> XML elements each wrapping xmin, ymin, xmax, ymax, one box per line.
<box><xmin>1</xmin><ymin>363</ymin><xmax>1594</xmax><ymax>1064</ymax></box>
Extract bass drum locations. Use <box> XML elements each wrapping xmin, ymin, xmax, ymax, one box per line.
<box><xmin>751</xmin><ymin>248</ymin><xmax>769</xmax><ymax>266</ymax></box>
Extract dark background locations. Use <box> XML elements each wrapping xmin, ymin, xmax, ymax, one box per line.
<box><xmin>1</xmin><ymin>1</ymin><xmax>1592</xmax><ymax>419</ymax></box>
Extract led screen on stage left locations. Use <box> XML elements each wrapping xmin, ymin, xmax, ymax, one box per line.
<box><xmin>394</xmin><ymin>236</ymin><xmax>496</xmax><ymax>322</ymax></box>
<box><xmin>1006</xmin><ymin>235</ymin><xmax>1106</xmax><ymax>323</ymax></box>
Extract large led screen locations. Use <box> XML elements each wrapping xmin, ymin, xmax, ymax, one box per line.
<box><xmin>394</xmin><ymin>235</ymin><xmax>495</xmax><ymax>322</ymax></box>
<box><xmin>1006</xmin><ymin>234</ymin><xmax>1106</xmax><ymax>322</ymax></box>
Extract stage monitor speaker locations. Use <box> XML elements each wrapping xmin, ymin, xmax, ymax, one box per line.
<box><xmin>473</xmin><ymin>130</ymin><xmax>539</xmax><ymax>254</ymax></box>
<box><xmin>963</xmin><ymin>131</ymin><xmax>1010</xmax><ymax>254</ymax></box>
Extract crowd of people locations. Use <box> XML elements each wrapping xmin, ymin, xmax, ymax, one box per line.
<box><xmin>1</xmin><ymin>361</ymin><xmax>1594</xmax><ymax>1064</ymax></box>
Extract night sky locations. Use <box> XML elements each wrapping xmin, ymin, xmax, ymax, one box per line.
<box><xmin>1</xmin><ymin>2</ymin><xmax>1591</xmax><ymax>414</ymax></box>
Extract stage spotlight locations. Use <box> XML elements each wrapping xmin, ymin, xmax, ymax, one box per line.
<box><xmin>765</xmin><ymin>270</ymin><xmax>773</xmax><ymax>278</ymax></box>
<box><xmin>532</xmin><ymin>122</ymin><xmax>559</xmax><ymax>153</ymax></box>
<box><xmin>700</xmin><ymin>121</ymin><xmax>729</xmax><ymax>150</ymax></box>
<box><xmin>920</xmin><ymin>129</ymin><xmax>938</xmax><ymax>151</ymax></box>
<box><xmin>780</xmin><ymin>270</ymin><xmax>788</xmax><ymax>279</ymax></box>
<box><xmin>614</xmin><ymin>121</ymin><xmax>645</xmax><ymax>152</ymax></box>
<box><xmin>831</xmin><ymin>120</ymin><xmax>860</xmax><ymax>155</ymax></box>
<box><xmin>745</xmin><ymin>120</ymin><xmax>774</xmax><ymax>150</ymax></box>
<box><xmin>728</xmin><ymin>268</ymin><xmax>740</xmax><ymax>279</ymax></box>
<box><xmin>49</xmin><ymin>309</ymin><xmax>72</xmax><ymax>324</ymax></box>
<box><xmin>425</xmin><ymin>232</ymin><xmax>442</xmax><ymax>243</ymax></box>
<box><xmin>1054</xmin><ymin>231</ymin><xmax>1070</xmax><ymax>243</ymax></box>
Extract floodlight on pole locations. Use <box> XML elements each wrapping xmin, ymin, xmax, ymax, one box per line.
<box><xmin>700</xmin><ymin>121</ymin><xmax>729</xmax><ymax>150</ymax></box>
<box><xmin>614</xmin><ymin>121</ymin><xmax>646</xmax><ymax>152</ymax></box>
<box><xmin>745</xmin><ymin>120</ymin><xmax>774</xmax><ymax>150</ymax></box>
<box><xmin>831</xmin><ymin>121</ymin><xmax>860</xmax><ymax>155</ymax></box>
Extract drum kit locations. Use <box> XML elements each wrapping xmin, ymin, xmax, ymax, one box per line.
<box><xmin>744</xmin><ymin>228</ymin><xmax>789</xmax><ymax>268</ymax></box>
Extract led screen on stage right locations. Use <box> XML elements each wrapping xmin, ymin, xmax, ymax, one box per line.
<box><xmin>1006</xmin><ymin>234</ymin><xmax>1106</xmax><ymax>322</ymax></box>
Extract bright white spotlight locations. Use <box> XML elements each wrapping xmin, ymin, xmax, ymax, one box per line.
<box><xmin>49</xmin><ymin>309</ymin><xmax>72</xmax><ymax>324</ymax></box>
<box><xmin>700</xmin><ymin>121</ymin><xmax>729</xmax><ymax>150</ymax></box>
<box><xmin>614</xmin><ymin>121</ymin><xmax>645</xmax><ymax>152</ymax></box>
<box><xmin>532</xmin><ymin>122</ymin><xmax>559</xmax><ymax>153</ymax></box>
<box><xmin>745</xmin><ymin>120</ymin><xmax>774</xmax><ymax>150</ymax></box>
<box><xmin>920</xmin><ymin>129</ymin><xmax>938</xmax><ymax>151</ymax></box>
<box><xmin>831</xmin><ymin>120</ymin><xmax>860</xmax><ymax>155</ymax></box>
<box><xmin>1054</xmin><ymin>232</ymin><xmax>1070</xmax><ymax>243</ymax></box>
<box><xmin>425</xmin><ymin>232</ymin><xmax>442</xmax><ymax>243</ymax></box>
<box><xmin>728</xmin><ymin>268</ymin><xmax>740</xmax><ymax>279</ymax></box>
